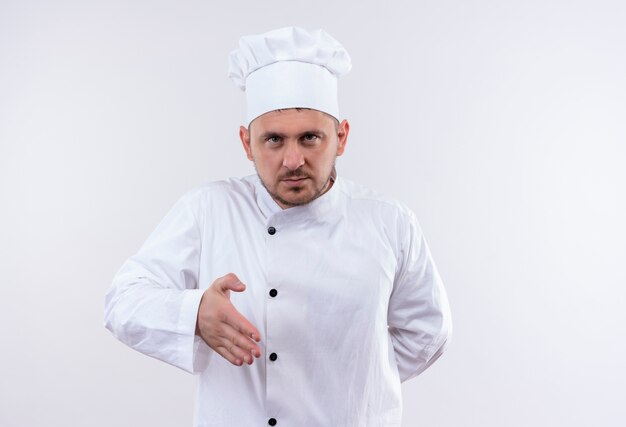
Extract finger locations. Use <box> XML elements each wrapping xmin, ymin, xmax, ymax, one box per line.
<box><xmin>215</xmin><ymin>273</ymin><xmax>247</xmax><ymax>294</ymax></box>
<box><xmin>200</xmin><ymin>323</ymin><xmax>254</xmax><ymax>365</ymax></box>
<box><xmin>223</xmin><ymin>308</ymin><xmax>261</xmax><ymax>343</ymax></box>
<box><xmin>218</xmin><ymin>322</ymin><xmax>261</xmax><ymax>358</ymax></box>
<box><xmin>213</xmin><ymin>344</ymin><xmax>244</xmax><ymax>366</ymax></box>
<box><xmin>218</xmin><ymin>335</ymin><xmax>255</xmax><ymax>365</ymax></box>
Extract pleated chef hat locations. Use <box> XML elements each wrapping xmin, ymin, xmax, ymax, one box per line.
<box><xmin>228</xmin><ymin>26</ymin><xmax>352</xmax><ymax>126</ymax></box>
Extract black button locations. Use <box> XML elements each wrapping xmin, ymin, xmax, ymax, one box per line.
<box><xmin>267</xmin><ymin>226</ymin><xmax>276</xmax><ymax>235</ymax></box>
<box><xmin>269</xmin><ymin>289</ymin><xmax>278</xmax><ymax>297</ymax></box>
<box><xmin>268</xmin><ymin>418</ymin><xmax>277</xmax><ymax>426</ymax></box>
<box><xmin>269</xmin><ymin>352</ymin><xmax>278</xmax><ymax>361</ymax></box>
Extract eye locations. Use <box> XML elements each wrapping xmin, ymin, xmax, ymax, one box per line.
<box><xmin>266</xmin><ymin>136</ymin><xmax>282</xmax><ymax>144</ymax></box>
<box><xmin>302</xmin><ymin>134</ymin><xmax>319</xmax><ymax>143</ymax></box>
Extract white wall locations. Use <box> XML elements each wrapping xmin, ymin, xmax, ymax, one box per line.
<box><xmin>1</xmin><ymin>0</ymin><xmax>624</xmax><ymax>425</ymax></box>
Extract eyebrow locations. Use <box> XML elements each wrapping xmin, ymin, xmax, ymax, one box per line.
<box><xmin>258</xmin><ymin>129</ymin><xmax>328</xmax><ymax>140</ymax></box>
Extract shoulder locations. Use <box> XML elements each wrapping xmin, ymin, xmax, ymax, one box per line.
<box><xmin>179</xmin><ymin>175</ymin><xmax>256</xmax><ymax>204</ymax></box>
<box><xmin>172</xmin><ymin>175</ymin><xmax>258</xmax><ymax>220</ymax></box>
<box><xmin>336</xmin><ymin>176</ymin><xmax>416</xmax><ymax>224</ymax></box>
<box><xmin>336</xmin><ymin>177</ymin><xmax>424</xmax><ymax>260</ymax></box>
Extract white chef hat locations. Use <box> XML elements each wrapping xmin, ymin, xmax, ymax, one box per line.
<box><xmin>228</xmin><ymin>26</ymin><xmax>352</xmax><ymax>126</ymax></box>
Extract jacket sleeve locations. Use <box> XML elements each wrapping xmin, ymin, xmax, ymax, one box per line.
<box><xmin>387</xmin><ymin>210</ymin><xmax>452</xmax><ymax>383</ymax></box>
<box><xmin>103</xmin><ymin>191</ymin><xmax>212</xmax><ymax>374</ymax></box>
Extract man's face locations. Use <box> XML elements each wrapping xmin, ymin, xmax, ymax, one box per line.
<box><xmin>240</xmin><ymin>108</ymin><xmax>349</xmax><ymax>209</ymax></box>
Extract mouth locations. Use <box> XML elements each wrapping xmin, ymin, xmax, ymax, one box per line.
<box><xmin>282</xmin><ymin>177</ymin><xmax>309</xmax><ymax>186</ymax></box>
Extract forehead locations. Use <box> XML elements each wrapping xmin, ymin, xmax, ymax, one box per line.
<box><xmin>249</xmin><ymin>108</ymin><xmax>335</xmax><ymax>134</ymax></box>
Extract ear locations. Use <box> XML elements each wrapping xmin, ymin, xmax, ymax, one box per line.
<box><xmin>239</xmin><ymin>125</ymin><xmax>253</xmax><ymax>161</ymax></box>
<box><xmin>336</xmin><ymin>120</ymin><xmax>349</xmax><ymax>156</ymax></box>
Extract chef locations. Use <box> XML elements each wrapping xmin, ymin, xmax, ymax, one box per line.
<box><xmin>104</xmin><ymin>26</ymin><xmax>452</xmax><ymax>427</ymax></box>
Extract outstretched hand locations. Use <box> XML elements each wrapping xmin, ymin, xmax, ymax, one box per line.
<box><xmin>195</xmin><ymin>273</ymin><xmax>261</xmax><ymax>366</ymax></box>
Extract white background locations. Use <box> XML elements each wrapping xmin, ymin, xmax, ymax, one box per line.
<box><xmin>1</xmin><ymin>0</ymin><xmax>625</xmax><ymax>426</ymax></box>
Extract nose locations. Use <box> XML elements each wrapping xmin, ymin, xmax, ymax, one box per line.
<box><xmin>282</xmin><ymin>141</ymin><xmax>305</xmax><ymax>171</ymax></box>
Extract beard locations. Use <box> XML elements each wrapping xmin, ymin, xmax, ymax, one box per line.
<box><xmin>254</xmin><ymin>161</ymin><xmax>337</xmax><ymax>208</ymax></box>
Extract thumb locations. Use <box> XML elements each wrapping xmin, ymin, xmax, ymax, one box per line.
<box><xmin>217</xmin><ymin>273</ymin><xmax>247</xmax><ymax>293</ymax></box>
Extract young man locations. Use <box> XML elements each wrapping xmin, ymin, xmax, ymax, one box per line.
<box><xmin>104</xmin><ymin>26</ymin><xmax>452</xmax><ymax>427</ymax></box>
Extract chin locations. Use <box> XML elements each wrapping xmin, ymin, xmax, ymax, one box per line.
<box><xmin>280</xmin><ymin>193</ymin><xmax>314</xmax><ymax>206</ymax></box>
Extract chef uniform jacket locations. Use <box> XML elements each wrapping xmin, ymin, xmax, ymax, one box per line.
<box><xmin>104</xmin><ymin>173</ymin><xmax>452</xmax><ymax>427</ymax></box>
